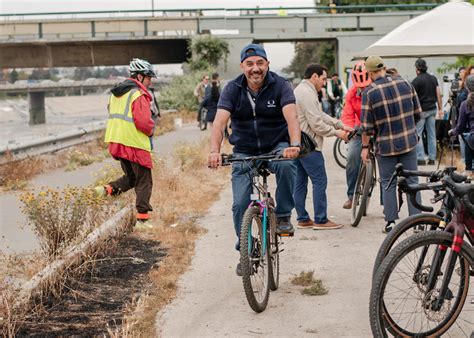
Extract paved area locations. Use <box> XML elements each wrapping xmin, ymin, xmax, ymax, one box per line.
<box><xmin>157</xmin><ymin>138</ymin><xmax>448</xmax><ymax>337</ymax></box>
<box><xmin>0</xmin><ymin>94</ymin><xmax>206</xmax><ymax>254</ymax></box>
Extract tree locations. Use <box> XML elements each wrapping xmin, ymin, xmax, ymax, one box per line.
<box><xmin>188</xmin><ymin>36</ymin><xmax>230</xmax><ymax>71</ymax></box>
<box><xmin>438</xmin><ymin>56</ymin><xmax>474</xmax><ymax>74</ymax></box>
<box><xmin>283</xmin><ymin>41</ymin><xmax>337</xmax><ymax>78</ymax></box>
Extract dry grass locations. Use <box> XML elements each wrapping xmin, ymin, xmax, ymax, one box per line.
<box><xmin>291</xmin><ymin>271</ymin><xmax>318</xmax><ymax>287</ymax></box>
<box><xmin>291</xmin><ymin>270</ymin><xmax>329</xmax><ymax>296</ymax></box>
<box><xmin>0</xmin><ymin>151</ymin><xmax>45</xmax><ymax>190</ymax></box>
<box><xmin>114</xmin><ymin>136</ymin><xmax>230</xmax><ymax>336</ymax></box>
<box><xmin>154</xmin><ymin>110</ymin><xmax>196</xmax><ymax>136</ymax></box>
<box><xmin>438</xmin><ymin>144</ymin><xmax>464</xmax><ymax>170</ymax></box>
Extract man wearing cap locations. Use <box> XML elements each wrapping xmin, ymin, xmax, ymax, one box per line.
<box><xmin>208</xmin><ymin>44</ymin><xmax>301</xmax><ymax>276</ymax></box>
<box><xmin>360</xmin><ymin>55</ymin><xmax>422</xmax><ymax>234</ymax></box>
<box><xmin>412</xmin><ymin>58</ymin><xmax>443</xmax><ymax>166</ymax></box>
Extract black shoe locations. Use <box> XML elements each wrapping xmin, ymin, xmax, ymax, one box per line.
<box><xmin>427</xmin><ymin>160</ymin><xmax>435</xmax><ymax>165</ymax></box>
<box><xmin>236</xmin><ymin>263</ymin><xmax>242</xmax><ymax>276</ymax></box>
<box><xmin>276</xmin><ymin>216</ymin><xmax>295</xmax><ymax>235</ymax></box>
<box><xmin>417</xmin><ymin>160</ymin><xmax>426</xmax><ymax>166</ymax></box>
<box><xmin>383</xmin><ymin>221</ymin><xmax>396</xmax><ymax>234</ymax></box>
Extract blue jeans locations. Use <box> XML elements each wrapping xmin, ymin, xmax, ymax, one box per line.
<box><xmin>416</xmin><ymin>109</ymin><xmax>437</xmax><ymax>161</ymax></box>
<box><xmin>231</xmin><ymin>142</ymin><xmax>296</xmax><ymax>250</ymax></box>
<box><xmin>346</xmin><ymin>135</ymin><xmax>362</xmax><ymax>199</ymax></box>
<box><xmin>377</xmin><ymin>148</ymin><xmax>421</xmax><ymax>221</ymax></box>
<box><xmin>294</xmin><ymin>150</ymin><xmax>328</xmax><ymax>224</ymax></box>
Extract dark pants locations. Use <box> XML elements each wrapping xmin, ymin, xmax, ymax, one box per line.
<box><xmin>110</xmin><ymin>158</ymin><xmax>153</xmax><ymax>214</ymax></box>
<box><xmin>377</xmin><ymin>148</ymin><xmax>421</xmax><ymax>221</ymax></box>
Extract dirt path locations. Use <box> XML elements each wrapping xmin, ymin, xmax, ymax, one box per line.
<box><xmin>158</xmin><ymin>138</ymin><xmax>418</xmax><ymax>337</ymax></box>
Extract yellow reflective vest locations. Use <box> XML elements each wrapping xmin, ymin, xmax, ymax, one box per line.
<box><xmin>104</xmin><ymin>89</ymin><xmax>151</xmax><ymax>152</ymax></box>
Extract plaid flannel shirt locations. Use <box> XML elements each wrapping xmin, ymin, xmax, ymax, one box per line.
<box><xmin>360</xmin><ymin>75</ymin><xmax>421</xmax><ymax>156</ymax></box>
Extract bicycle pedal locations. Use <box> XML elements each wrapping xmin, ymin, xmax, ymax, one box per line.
<box><xmin>278</xmin><ymin>233</ymin><xmax>294</xmax><ymax>237</ymax></box>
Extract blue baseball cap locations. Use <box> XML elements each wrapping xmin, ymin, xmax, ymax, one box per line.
<box><xmin>240</xmin><ymin>44</ymin><xmax>268</xmax><ymax>63</ymax></box>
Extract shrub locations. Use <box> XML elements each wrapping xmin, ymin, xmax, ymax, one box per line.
<box><xmin>19</xmin><ymin>187</ymin><xmax>109</xmax><ymax>259</ymax></box>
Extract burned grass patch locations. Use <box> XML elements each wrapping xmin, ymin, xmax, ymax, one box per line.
<box><xmin>17</xmin><ymin>234</ymin><xmax>166</xmax><ymax>337</ymax></box>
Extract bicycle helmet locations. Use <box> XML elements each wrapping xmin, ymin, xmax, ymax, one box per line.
<box><xmin>351</xmin><ymin>61</ymin><xmax>371</xmax><ymax>88</ymax></box>
<box><xmin>129</xmin><ymin>58</ymin><xmax>157</xmax><ymax>78</ymax></box>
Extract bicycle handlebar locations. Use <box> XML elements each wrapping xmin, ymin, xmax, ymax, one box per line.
<box><xmin>444</xmin><ymin>176</ymin><xmax>474</xmax><ymax>215</ymax></box>
<box><xmin>397</xmin><ymin>177</ymin><xmax>444</xmax><ymax>212</ymax></box>
<box><xmin>221</xmin><ymin>152</ymin><xmax>284</xmax><ymax>166</ymax></box>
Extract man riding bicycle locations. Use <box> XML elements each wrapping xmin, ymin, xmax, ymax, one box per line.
<box><xmin>208</xmin><ymin>44</ymin><xmax>301</xmax><ymax>276</ymax></box>
<box><xmin>341</xmin><ymin>61</ymin><xmax>371</xmax><ymax>209</ymax></box>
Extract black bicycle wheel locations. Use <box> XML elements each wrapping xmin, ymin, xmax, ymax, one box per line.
<box><xmin>240</xmin><ymin>207</ymin><xmax>270</xmax><ymax>313</ymax></box>
<box><xmin>372</xmin><ymin>213</ymin><xmax>442</xmax><ymax>279</ymax></box>
<box><xmin>351</xmin><ymin>160</ymin><xmax>373</xmax><ymax>227</ymax></box>
<box><xmin>370</xmin><ymin>231</ymin><xmax>472</xmax><ymax>337</ymax></box>
<box><xmin>333</xmin><ymin>138</ymin><xmax>348</xmax><ymax>169</ymax></box>
<box><xmin>362</xmin><ymin>156</ymin><xmax>376</xmax><ymax>217</ymax></box>
<box><xmin>267</xmin><ymin>209</ymin><xmax>279</xmax><ymax>291</ymax></box>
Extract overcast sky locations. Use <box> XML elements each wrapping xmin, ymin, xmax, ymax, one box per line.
<box><xmin>1</xmin><ymin>0</ymin><xmax>314</xmax><ymax>13</ymax></box>
<box><xmin>1</xmin><ymin>0</ymin><xmax>315</xmax><ymax>73</ymax></box>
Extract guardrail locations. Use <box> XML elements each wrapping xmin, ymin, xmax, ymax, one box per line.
<box><xmin>0</xmin><ymin>109</ymin><xmax>177</xmax><ymax>164</ymax></box>
<box><xmin>0</xmin><ymin>121</ymin><xmax>106</xmax><ymax>164</ymax></box>
<box><xmin>0</xmin><ymin>4</ymin><xmax>440</xmax><ymax>20</ymax></box>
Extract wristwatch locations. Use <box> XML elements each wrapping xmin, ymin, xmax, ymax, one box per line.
<box><xmin>290</xmin><ymin>142</ymin><xmax>301</xmax><ymax>148</ymax></box>
<box><xmin>361</xmin><ymin>144</ymin><xmax>370</xmax><ymax>149</ymax></box>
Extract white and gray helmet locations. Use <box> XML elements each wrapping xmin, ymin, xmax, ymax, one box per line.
<box><xmin>129</xmin><ymin>58</ymin><xmax>157</xmax><ymax>78</ymax></box>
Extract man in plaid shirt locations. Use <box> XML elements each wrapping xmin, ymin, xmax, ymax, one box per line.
<box><xmin>360</xmin><ymin>55</ymin><xmax>422</xmax><ymax>234</ymax></box>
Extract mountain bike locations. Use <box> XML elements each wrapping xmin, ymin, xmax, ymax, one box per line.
<box><xmin>334</xmin><ymin>96</ymin><xmax>343</xmax><ymax>119</ymax></box>
<box><xmin>370</xmin><ymin>175</ymin><xmax>474</xmax><ymax>337</ymax></box>
<box><xmin>350</xmin><ymin>138</ymin><xmax>377</xmax><ymax>227</ymax></box>
<box><xmin>372</xmin><ymin>164</ymin><xmax>469</xmax><ymax>279</ymax></box>
<box><xmin>221</xmin><ymin>152</ymin><xmax>290</xmax><ymax>313</ymax></box>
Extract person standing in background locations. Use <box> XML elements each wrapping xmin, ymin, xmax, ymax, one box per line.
<box><xmin>411</xmin><ymin>58</ymin><xmax>443</xmax><ymax>165</ymax></box>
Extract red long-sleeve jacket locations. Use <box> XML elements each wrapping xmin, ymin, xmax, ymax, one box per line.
<box><xmin>340</xmin><ymin>86</ymin><xmax>362</xmax><ymax>129</ymax></box>
<box><xmin>108</xmin><ymin>78</ymin><xmax>155</xmax><ymax>168</ymax></box>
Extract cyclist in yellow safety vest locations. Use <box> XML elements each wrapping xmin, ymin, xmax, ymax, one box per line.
<box><xmin>95</xmin><ymin>58</ymin><xmax>157</xmax><ymax>229</ymax></box>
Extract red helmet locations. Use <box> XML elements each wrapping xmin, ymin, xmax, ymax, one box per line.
<box><xmin>351</xmin><ymin>62</ymin><xmax>371</xmax><ymax>88</ymax></box>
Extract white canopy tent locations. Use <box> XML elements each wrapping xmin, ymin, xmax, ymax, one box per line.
<box><xmin>353</xmin><ymin>1</ymin><xmax>474</xmax><ymax>59</ymax></box>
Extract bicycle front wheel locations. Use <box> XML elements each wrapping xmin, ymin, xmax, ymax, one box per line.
<box><xmin>372</xmin><ymin>213</ymin><xmax>442</xmax><ymax>279</ymax></box>
<box><xmin>240</xmin><ymin>207</ymin><xmax>270</xmax><ymax>313</ymax></box>
<box><xmin>333</xmin><ymin>138</ymin><xmax>348</xmax><ymax>169</ymax></box>
<box><xmin>351</xmin><ymin>160</ymin><xmax>373</xmax><ymax>227</ymax></box>
<box><xmin>370</xmin><ymin>231</ymin><xmax>472</xmax><ymax>337</ymax></box>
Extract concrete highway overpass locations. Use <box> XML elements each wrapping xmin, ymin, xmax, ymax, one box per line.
<box><xmin>0</xmin><ymin>5</ymin><xmax>439</xmax><ymax>77</ymax></box>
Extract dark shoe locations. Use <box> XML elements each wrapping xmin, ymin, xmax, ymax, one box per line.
<box><xmin>342</xmin><ymin>199</ymin><xmax>352</xmax><ymax>209</ymax></box>
<box><xmin>297</xmin><ymin>219</ymin><xmax>314</xmax><ymax>229</ymax></box>
<box><xmin>313</xmin><ymin>220</ymin><xmax>344</xmax><ymax>230</ymax></box>
<box><xmin>427</xmin><ymin>160</ymin><xmax>435</xmax><ymax>165</ymax></box>
<box><xmin>236</xmin><ymin>263</ymin><xmax>242</xmax><ymax>276</ymax></box>
<box><xmin>276</xmin><ymin>216</ymin><xmax>295</xmax><ymax>235</ymax></box>
<box><xmin>383</xmin><ymin>221</ymin><xmax>396</xmax><ymax>234</ymax></box>
<box><xmin>417</xmin><ymin>160</ymin><xmax>426</xmax><ymax>166</ymax></box>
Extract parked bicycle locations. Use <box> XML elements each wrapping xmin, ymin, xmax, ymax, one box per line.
<box><xmin>351</xmin><ymin>135</ymin><xmax>378</xmax><ymax>227</ymax></box>
<box><xmin>221</xmin><ymin>152</ymin><xmax>290</xmax><ymax>313</ymax></box>
<box><xmin>372</xmin><ymin>163</ymin><xmax>469</xmax><ymax>278</ymax></box>
<box><xmin>370</xmin><ymin>171</ymin><xmax>474</xmax><ymax>337</ymax></box>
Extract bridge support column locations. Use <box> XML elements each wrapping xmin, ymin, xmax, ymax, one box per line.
<box><xmin>28</xmin><ymin>91</ymin><xmax>46</xmax><ymax>125</ymax></box>
<box><xmin>217</xmin><ymin>37</ymin><xmax>253</xmax><ymax>79</ymax></box>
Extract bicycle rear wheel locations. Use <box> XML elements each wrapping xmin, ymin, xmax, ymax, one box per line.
<box><xmin>240</xmin><ymin>207</ymin><xmax>270</xmax><ymax>313</ymax></box>
<box><xmin>370</xmin><ymin>231</ymin><xmax>472</xmax><ymax>337</ymax></box>
<box><xmin>351</xmin><ymin>160</ymin><xmax>373</xmax><ymax>227</ymax></box>
<box><xmin>267</xmin><ymin>209</ymin><xmax>279</xmax><ymax>291</ymax></box>
<box><xmin>333</xmin><ymin>138</ymin><xmax>348</xmax><ymax>169</ymax></box>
